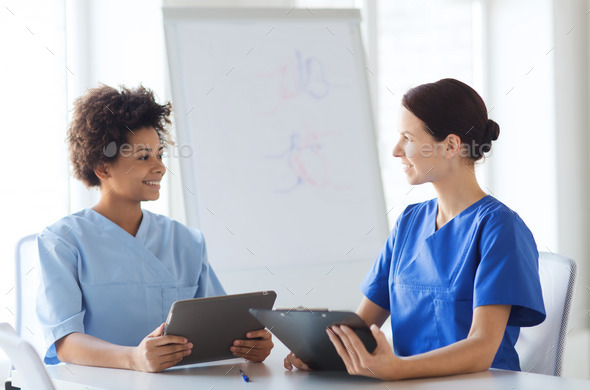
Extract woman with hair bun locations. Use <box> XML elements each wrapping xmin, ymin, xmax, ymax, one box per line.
<box><xmin>285</xmin><ymin>78</ymin><xmax>545</xmax><ymax>380</ymax></box>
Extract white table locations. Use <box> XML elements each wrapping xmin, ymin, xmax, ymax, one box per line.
<box><xmin>14</xmin><ymin>343</ymin><xmax>590</xmax><ymax>389</ymax></box>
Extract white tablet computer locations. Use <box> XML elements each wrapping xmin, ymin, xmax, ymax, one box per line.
<box><xmin>163</xmin><ymin>291</ymin><xmax>277</xmax><ymax>366</ymax></box>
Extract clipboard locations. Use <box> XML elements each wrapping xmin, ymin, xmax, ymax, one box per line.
<box><xmin>163</xmin><ymin>291</ymin><xmax>276</xmax><ymax>366</ymax></box>
<box><xmin>249</xmin><ymin>308</ymin><xmax>377</xmax><ymax>371</ymax></box>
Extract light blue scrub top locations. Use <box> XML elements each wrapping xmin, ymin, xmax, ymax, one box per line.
<box><xmin>36</xmin><ymin>209</ymin><xmax>226</xmax><ymax>364</ymax></box>
<box><xmin>361</xmin><ymin>196</ymin><xmax>545</xmax><ymax>371</ymax></box>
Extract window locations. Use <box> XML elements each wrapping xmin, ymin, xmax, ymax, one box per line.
<box><xmin>377</xmin><ymin>0</ymin><xmax>476</xmax><ymax>225</ymax></box>
<box><xmin>0</xmin><ymin>1</ymin><xmax>69</xmax><ymax>324</ymax></box>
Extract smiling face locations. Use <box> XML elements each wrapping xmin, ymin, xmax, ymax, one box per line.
<box><xmin>97</xmin><ymin>127</ymin><xmax>166</xmax><ymax>203</ymax></box>
<box><xmin>392</xmin><ymin>106</ymin><xmax>453</xmax><ymax>185</ymax></box>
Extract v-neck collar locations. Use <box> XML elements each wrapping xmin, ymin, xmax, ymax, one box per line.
<box><xmin>84</xmin><ymin>208</ymin><xmax>177</xmax><ymax>283</ymax></box>
<box><xmin>86</xmin><ymin>208</ymin><xmax>149</xmax><ymax>243</ymax></box>
<box><xmin>432</xmin><ymin>195</ymin><xmax>491</xmax><ymax>235</ymax></box>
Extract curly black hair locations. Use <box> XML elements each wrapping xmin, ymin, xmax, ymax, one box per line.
<box><xmin>67</xmin><ymin>85</ymin><xmax>172</xmax><ymax>187</ymax></box>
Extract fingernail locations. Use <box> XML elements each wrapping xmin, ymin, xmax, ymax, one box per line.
<box><xmin>188</xmin><ymin>343</ymin><xmax>193</xmax><ymax>348</ymax></box>
<box><xmin>235</xmin><ymin>341</ymin><xmax>240</xmax><ymax>346</ymax></box>
<box><xmin>183</xmin><ymin>338</ymin><xmax>187</xmax><ymax>343</ymax></box>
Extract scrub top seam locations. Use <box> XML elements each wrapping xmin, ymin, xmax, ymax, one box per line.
<box><xmin>448</xmin><ymin>228</ymin><xmax>474</xmax><ymax>286</ymax></box>
<box><xmin>392</xmin><ymin>202</ymin><xmax>428</xmax><ymax>283</ymax></box>
<box><xmin>394</xmin><ymin>283</ymin><xmax>452</xmax><ymax>293</ymax></box>
<box><xmin>41</xmin><ymin>231</ymin><xmax>79</xmax><ymax>258</ymax></box>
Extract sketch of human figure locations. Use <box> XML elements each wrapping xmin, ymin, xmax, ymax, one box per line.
<box><xmin>267</xmin><ymin>125</ymin><xmax>344</xmax><ymax>193</ymax></box>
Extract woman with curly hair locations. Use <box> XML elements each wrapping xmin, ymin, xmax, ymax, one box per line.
<box><xmin>36</xmin><ymin>85</ymin><xmax>273</xmax><ymax>372</ymax></box>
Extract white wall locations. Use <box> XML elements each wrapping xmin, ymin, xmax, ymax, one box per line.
<box><xmin>376</xmin><ymin>0</ymin><xmax>475</xmax><ymax>225</ymax></box>
<box><xmin>552</xmin><ymin>0</ymin><xmax>590</xmax><ymax>379</ymax></box>
<box><xmin>0</xmin><ymin>0</ymin><xmax>70</xmax><ymax>376</ymax></box>
<box><xmin>483</xmin><ymin>0</ymin><xmax>557</xmax><ymax>261</ymax></box>
<box><xmin>0</xmin><ymin>0</ymin><xmax>70</xmax><ymax>325</ymax></box>
<box><xmin>484</xmin><ymin>0</ymin><xmax>590</xmax><ymax>379</ymax></box>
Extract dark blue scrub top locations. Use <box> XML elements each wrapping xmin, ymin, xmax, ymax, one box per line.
<box><xmin>361</xmin><ymin>195</ymin><xmax>546</xmax><ymax>370</ymax></box>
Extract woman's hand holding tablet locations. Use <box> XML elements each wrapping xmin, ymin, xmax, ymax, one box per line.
<box><xmin>284</xmin><ymin>352</ymin><xmax>311</xmax><ymax>371</ymax></box>
<box><xmin>231</xmin><ymin>329</ymin><xmax>274</xmax><ymax>362</ymax></box>
<box><xmin>328</xmin><ymin>324</ymin><xmax>400</xmax><ymax>381</ymax></box>
<box><xmin>131</xmin><ymin>323</ymin><xmax>193</xmax><ymax>372</ymax></box>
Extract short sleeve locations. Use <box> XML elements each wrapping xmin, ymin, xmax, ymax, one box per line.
<box><xmin>360</xmin><ymin>218</ymin><xmax>400</xmax><ymax>311</ymax></box>
<box><xmin>194</xmin><ymin>234</ymin><xmax>226</xmax><ymax>298</ymax></box>
<box><xmin>474</xmin><ymin>212</ymin><xmax>546</xmax><ymax>327</ymax></box>
<box><xmin>36</xmin><ymin>231</ymin><xmax>86</xmax><ymax>364</ymax></box>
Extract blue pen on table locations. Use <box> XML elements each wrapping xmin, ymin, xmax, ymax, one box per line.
<box><xmin>239</xmin><ymin>369</ymin><xmax>251</xmax><ymax>383</ymax></box>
